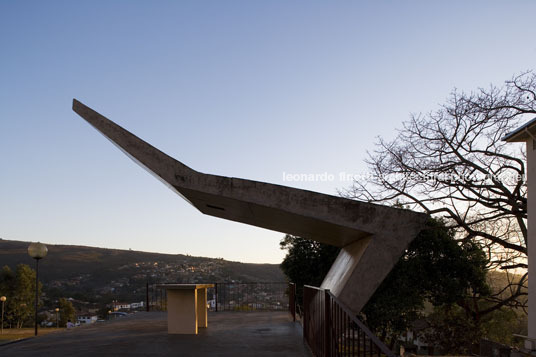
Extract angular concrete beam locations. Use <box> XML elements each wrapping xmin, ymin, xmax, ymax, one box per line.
<box><xmin>72</xmin><ymin>99</ymin><xmax>428</xmax><ymax>312</ymax></box>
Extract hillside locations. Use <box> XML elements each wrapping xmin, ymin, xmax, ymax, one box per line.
<box><xmin>0</xmin><ymin>238</ymin><xmax>285</xmax><ymax>302</ymax></box>
<box><xmin>0</xmin><ymin>238</ymin><xmax>284</xmax><ymax>282</ymax></box>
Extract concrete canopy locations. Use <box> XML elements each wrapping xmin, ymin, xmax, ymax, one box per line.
<box><xmin>72</xmin><ymin>99</ymin><xmax>428</xmax><ymax>313</ymax></box>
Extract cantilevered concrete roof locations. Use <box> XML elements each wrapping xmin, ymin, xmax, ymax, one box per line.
<box><xmin>72</xmin><ymin>99</ymin><xmax>428</xmax><ymax>312</ymax></box>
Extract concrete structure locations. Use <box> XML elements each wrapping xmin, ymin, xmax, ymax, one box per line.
<box><xmin>72</xmin><ymin>99</ymin><xmax>428</xmax><ymax>313</ymax></box>
<box><xmin>156</xmin><ymin>284</ymin><xmax>213</xmax><ymax>334</ymax></box>
<box><xmin>503</xmin><ymin>120</ymin><xmax>534</xmax><ymax>351</ymax></box>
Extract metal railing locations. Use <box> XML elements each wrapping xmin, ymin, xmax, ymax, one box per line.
<box><xmin>146</xmin><ymin>281</ymin><xmax>391</xmax><ymax>357</ymax></box>
<box><xmin>147</xmin><ymin>282</ymin><xmax>290</xmax><ymax>312</ymax></box>
<box><xmin>289</xmin><ymin>282</ymin><xmax>296</xmax><ymax>322</ymax></box>
<box><xmin>212</xmin><ymin>282</ymin><xmax>289</xmax><ymax>312</ymax></box>
<box><xmin>303</xmin><ymin>285</ymin><xmax>395</xmax><ymax>357</ymax></box>
<box><xmin>146</xmin><ymin>282</ymin><xmax>167</xmax><ymax>311</ymax></box>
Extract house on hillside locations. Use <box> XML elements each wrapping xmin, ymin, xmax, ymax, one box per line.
<box><xmin>77</xmin><ymin>315</ymin><xmax>98</xmax><ymax>325</ymax></box>
<box><xmin>111</xmin><ymin>301</ymin><xmax>145</xmax><ymax>311</ymax></box>
<box><xmin>130</xmin><ymin>301</ymin><xmax>144</xmax><ymax>309</ymax></box>
<box><xmin>114</xmin><ymin>302</ymin><xmax>131</xmax><ymax>310</ymax></box>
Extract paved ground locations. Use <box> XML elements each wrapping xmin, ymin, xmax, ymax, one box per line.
<box><xmin>1</xmin><ymin>311</ymin><xmax>311</xmax><ymax>356</ymax></box>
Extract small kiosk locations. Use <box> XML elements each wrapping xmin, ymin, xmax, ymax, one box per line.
<box><xmin>156</xmin><ymin>284</ymin><xmax>214</xmax><ymax>334</ymax></box>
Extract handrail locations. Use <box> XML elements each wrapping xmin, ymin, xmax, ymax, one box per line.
<box><xmin>303</xmin><ymin>285</ymin><xmax>396</xmax><ymax>357</ymax></box>
<box><xmin>327</xmin><ymin>291</ymin><xmax>395</xmax><ymax>357</ymax></box>
<box><xmin>304</xmin><ymin>284</ymin><xmax>323</xmax><ymax>290</ymax></box>
<box><xmin>289</xmin><ymin>282</ymin><xmax>296</xmax><ymax>322</ymax></box>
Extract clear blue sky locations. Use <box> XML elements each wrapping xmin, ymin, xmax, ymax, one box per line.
<box><xmin>1</xmin><ymin>1</ymin><xmax>535</xmax><ymax>263</ymax></box>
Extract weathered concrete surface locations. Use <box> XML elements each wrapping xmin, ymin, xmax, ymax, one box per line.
<box><xmin>72</xmin><ymin>99</ymin><xmax>428</xmax><ymax>312</ymax></box>
<box><xmin>0</xmin><ymin>312</ymin><xmax>310</xmax><ymax>356</ymax></box>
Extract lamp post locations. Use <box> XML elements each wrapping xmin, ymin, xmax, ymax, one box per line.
<box><xmin>0</xmin><ymin>296</ymin><xmax>6</xmax><ymax>334</ymax></box>
<box><xmin>55</xmin><ymin>307</ymin><xmax>59</xmax><ymax>328</ymax></box>
<box><xmin>28</xmin><ymin>242</ymin><xmax>47</xmax><ymax>336</ymax></box>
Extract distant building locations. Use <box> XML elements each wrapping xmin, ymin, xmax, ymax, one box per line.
<box><xmin>112</xmin><ymin>301</ymin><xmax>145</xmax><ymax>311</ymax></box>
<box><xmin>114</xmin><ymin>302</ymin><xmax>131</xmax><ymax>310</ymax></box>
<box><xmin>130</xmin><ymin>301</ymin><xmax>144</xmax><ymax>309</ymax></box>
<box><xmin>77</xmin><ymin>315</ymin><xmax>98</xmax><ymax>324</ymax></box>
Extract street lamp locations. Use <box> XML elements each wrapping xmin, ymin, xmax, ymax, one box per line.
<box><xmin>28</xmin><ymin>242</ymin><xmax>47</xmax><ymax>336</ymax></box>
<box><xmin>1</xmin><ymin>296</ymin><xmax>6</xmax><ymax>335</ymax></box>
<box><xmin>55</xmin><ymin>307</ymin><xmax>59</xmax><ymax>328</ymax></box>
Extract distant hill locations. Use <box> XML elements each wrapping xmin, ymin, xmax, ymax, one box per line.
<box><xmin>0</xmin><ymin>238</ymin><xmax>285</xmax><ymax>285</ymax></box>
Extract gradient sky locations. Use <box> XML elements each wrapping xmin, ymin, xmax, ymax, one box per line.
<box><xmin>1</xmin><ymin>1</ymin><xmax>535</xmax><ymax>263</ymax></box>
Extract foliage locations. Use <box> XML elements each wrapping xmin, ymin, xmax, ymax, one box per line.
<box><xmin>279</xmin><ymin>235</ymin><xmax>340</xmax><ymax>306</ymax></box>
<box><xmin>422</xmin><ymin>305</ymin><xmax>481</xmax><ymax>355</ymax></box>
<box><xmin>279</xmin><ymin>219</ymin><xmax>490</xmax><ymax>349</ymax></box>
<box><xmin>346</xmin><ymin>71</ymin><xmax>535</xmax><ymax>313</ymax></box>
<box><xmin>0</xmin><ymin>264</ymin><xmax>41</xmax><ymax>328</ymax></box>
<box><xmin>281</xmin><ymin>219</ymin><xmax>498</xmax><ymax>351</ymax></box>
<box><xmin>362</xmin><ymin>219</ymin><xmax>489</xmax><ymax>346</ymax></box>
<box><xmin>97</xmin><ymin>305</ymin><xmax>111</xmax><ymax>319</ymax></box>
<box><xmin>419</xmin><ymin>303</ymin><xmax>526</xmax><ymax>354</ymax></box>
<box><xmin>58</xmin><ymin>298</ymin><xmax>76</xmax><ymax>327</ymax></box>
<box><xmin>0</xmin><ymin>266</ymin><xmax>15</xmax><ymax>298</ymax></box>
<box><xmin>480</xmin><ymin>305</ymin><xmax>527</xmax><ymax>347</ymax></box>
<box><xmin>0</xmin><ymin>266</ymin><xmax>15</xmax><ymax>327</ymax></box>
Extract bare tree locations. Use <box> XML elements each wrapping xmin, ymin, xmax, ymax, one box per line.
<box><xmin>345</xmin><ymin>71</ymin><xmax>536</xmax><ymax>314</ymax></box>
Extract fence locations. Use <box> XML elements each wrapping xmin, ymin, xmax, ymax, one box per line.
<box><xmin>289</xmin><ymin>282</ymin><xmax>296</xmax><ymax>322</ymax></box>
<box><xmin>147</xmin><ymin>282</ymin><xmax>290</xmax><ymax>312</ymax></box>
<box><xmin>146</xmin><ymin>281</ymin><xmax>392</xmax><ymax>357</ymax></box>
<box><xmin>303</xmin><ymin>285</ymin><xmax>395</xmax><ymax>357</ymax></box>
<box><xmin>212</xmin><ymin>282</ymin><xmax>289</xmax><ymax>312</ymax></box>
<box><xmin>146</xmin><ymin>282</ymin><xmax>167</xmax><ymax>311</ymax></box>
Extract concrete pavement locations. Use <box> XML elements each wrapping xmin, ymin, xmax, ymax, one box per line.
<box><xmin>1</xmin><ymin>311</ymin><xmax>311</xmax><ymax>356</ymax></box>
